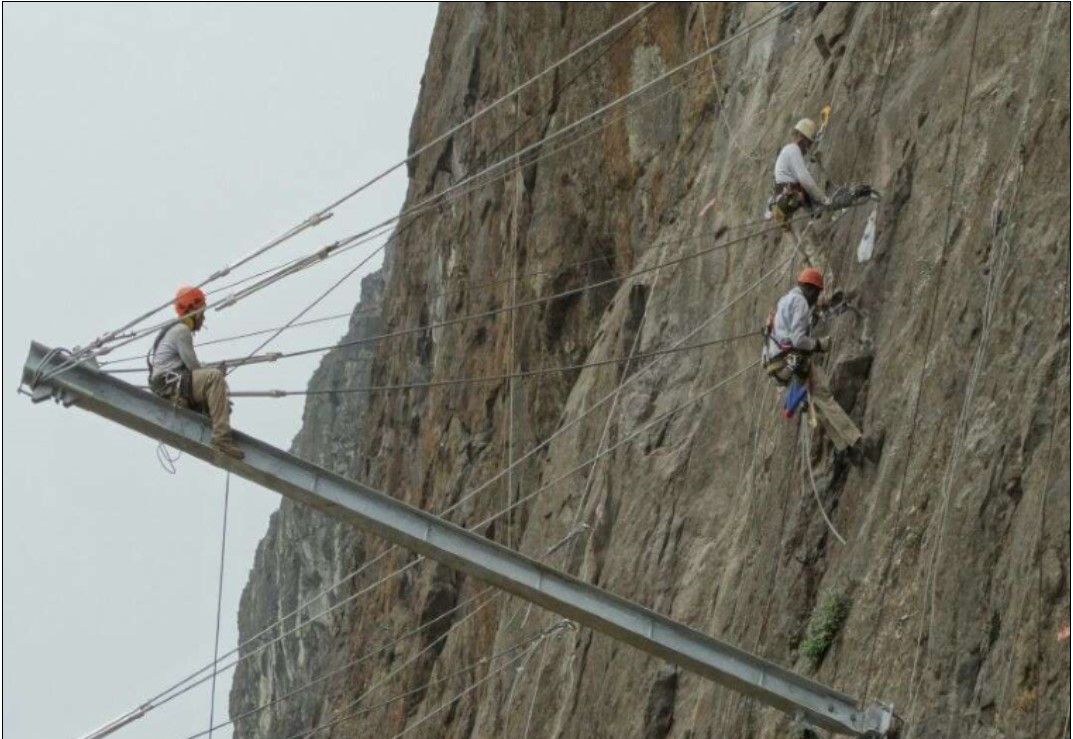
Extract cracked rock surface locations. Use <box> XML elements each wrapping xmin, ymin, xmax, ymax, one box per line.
<box><xmin>231</xmin><ymin>4</ymin><xmax>1070</xmax><ymax>738</ymax></box>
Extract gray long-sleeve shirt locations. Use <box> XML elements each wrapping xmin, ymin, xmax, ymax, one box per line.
<box><xmin>150</xmin><ymin>323</ymin><xmax>201</xmax><ymax>379</ymax></box>
<box><xmin>766</xmin><ymin>286</ymin><xmax>816</xmax><ymax>357</ymax></box>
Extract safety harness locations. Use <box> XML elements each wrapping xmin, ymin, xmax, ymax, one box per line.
<box><xmin>761</xmin><ymin>307</ymin><xmax>811</xmax><ymax>385</ymax></box>
<box><xmin>147</xmin><ymin>322</ymin><xmax>194</xmax><ymax>405</ymax></box>
<box><xmin>768</xmin><ymin>181</ymin><xmax>813</xmax><ymax>224</ymax></box>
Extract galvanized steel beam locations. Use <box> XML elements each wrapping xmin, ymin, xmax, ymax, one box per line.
<box><xmin>22</xmin><ymin>342</ymin><xmax>896</xmax><ymax>737</ymax></box>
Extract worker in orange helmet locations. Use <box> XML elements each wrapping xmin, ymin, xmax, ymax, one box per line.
<box><xmin>762</xmin><ymin>268</ymin><xmax>865</xmax><ymax>457</ymax></box>
<box><xmin>147</xmin><ymin>285</ymin><xmax>244</xmax><ymax>460</ymax></box>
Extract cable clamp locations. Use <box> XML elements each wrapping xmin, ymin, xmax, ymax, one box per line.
<box><xmin>317</xmin><ymin>241</ymin><xmax>342</xmax><ymax>260</ymax></box>
<box><xmin>545</xmin><ymin>523</ymin><xmax>591</xmax><ymax>555</ymax></box>
<box><xmin>306</xmin><ymin>211</ymin><xmax>334</xmax><ymax>228</ymax></box>
<box><xmin>545</xmin><ymin>619</ymin><xmax>577</xmax><ymax>637</ymax></box>
<box><xmin>86</xmin><ymin>329</ymin><xmax>136</xmax><ymax>353</ymax></box>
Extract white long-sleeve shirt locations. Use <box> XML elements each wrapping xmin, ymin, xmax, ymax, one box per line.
<box><xmin>767</xmin><ymin>286</ymin><xmax>817</xmax><ymax>356</ymax></box>
<box><xmin>773</xmin><ymin>142</ymin><xmax>825</xmax><ymax>203</ymax></box>
<box><xmin>150</xmin><ymin>323</ymin><xmax>201</xmax><ymax>379</ymax></box>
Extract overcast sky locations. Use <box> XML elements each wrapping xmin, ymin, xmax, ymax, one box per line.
<box><xmin>3</xmin><ymin>4</ymin><xmax>438</xmax><ymax>737</ymax></box>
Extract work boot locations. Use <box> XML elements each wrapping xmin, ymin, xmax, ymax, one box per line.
<box><xmin>212</xmin><ymin>437</ymin><xmax>245</xmax><ymax>461</ymax></box>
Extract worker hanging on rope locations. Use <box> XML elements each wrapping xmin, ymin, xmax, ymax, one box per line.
<box><xmin>762</xmin><ymin>268</ymin><xmax>863</xmax><ymax>455</ymax></box>
<box><xmin>770</xmin><ymin>118</ymin><xmax>830</xmax><ymax>224</ymax></box>
<box><xmin>148</xmin><ymin>286</ymin><xmax>245</xmax><ymax>460</ymax></box>
<box><xmin>767</xmin><ymin>118</ymin><xmax>832</xmax><ymax>271</ymax></box>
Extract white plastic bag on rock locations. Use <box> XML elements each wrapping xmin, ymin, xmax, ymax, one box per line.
<box><xmin>857</xmin><ymin>207</ymin><xmax>878</xmax><ymax>263</ymax></box>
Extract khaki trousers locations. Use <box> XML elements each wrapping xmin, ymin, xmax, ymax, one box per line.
<box><xmin>766</xmin><ymin>356</ymin><xmax>861</xmax><ymax>451</ymax></box>
<box><xmin>191</xmin><ymin>368</ymin><xmax>233</xmax><ymax>443</ymax></box>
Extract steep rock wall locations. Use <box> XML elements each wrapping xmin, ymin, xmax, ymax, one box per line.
<box><xmin>232</xmin><ymin>4</ymin><xmax>1071</xmax><ymax>738</ymax></box>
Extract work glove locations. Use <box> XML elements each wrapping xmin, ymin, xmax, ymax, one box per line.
<box><xmin>814</xmin><ymin>336</ymin><xmax>832</xmax><ymax>353</ymax></box>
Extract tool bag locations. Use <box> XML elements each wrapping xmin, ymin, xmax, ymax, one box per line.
<box><xmin>768</xmin><ymin>182</ymin><xmax>812</xmax><ymax>222</ymax></box>
<box><xmin>765</xmin><ymin>351</ymin><xmax>811</xmax><ymax>385</ymax></box>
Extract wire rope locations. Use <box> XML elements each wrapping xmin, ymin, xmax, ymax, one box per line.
<box><xmin>54</xmin><ymin>1</ymin><xmax>793</xmax><ymax>384</ymax></box>
<box><xmin>59</xmin><ymin>160</ymin><xmax>816</xmax><ymax>739</ymax></box>
<box><xmin>180</xmin><ymin>586</ymin><xmax>499</xmax><ymax>739</ymax></box>
<box><xmin>289</xmin><ymin>615</ymin><xmax>564</xmax><ymax>739</ymax></box>
<box><xmin>387</xmin><ymin>647</ymin><xmax>534</xmax><ymax>739</ymax></box>
<box><xmin>187</xmin><ymin>219</ymin><xmax>799</xmax><ymax>373</ymax></box>
<box><xmin>100</xmin><ymin>206</ymin><xmax>785</xmax><ymax>371</ymax></box>
<box><xmin>899</xmin><ymin>8</ymin><xmax>980</xmax><ymax>729</ymax></box>
<box><xmin>298</xmin><ymin>622</ymin><xmax>545</xmax><ymax>738</ymax></box>
<box><xmin>228</xmin><ymin>331</ymin><xmax>759</xmax><ymax>397</ymax></box>
<box><xmin>64</xmin><ymin>4</ymin><xmax>783</xmax><ymax>385</ymax></box>
<box><xmin>98</xmin><ymin>247</ymin><xmax>627</xmax><ymax>366</ymax></box>
<box><xmin>68</xmin><ymin>23</ymin><xmax>706</xmax><ymax>382</ymax></box>
<box><xmin>108</xmin><ymin>242</ymin><xmax>788</xmax><ymax>728</ymax></box>
<box><xmin>799</xmin><ymin>418</ymin><xmax>847</xmax><ymax>545</ymax></box>
<box><xmin>206</xmin><ymin>473</ymin><xmax>230</xmax><ymax>739</ymax></box>
<box><xmin>195</xmin><ymin>330</ymin><xmax>760</xmax><ymax>739</ymax></box>
<box><xmin>75</xmin><ymin>11</ymin><xmax>804</xmax><ymax>725</ymax></box>
<box><xmin>356</xmin><ymin>629</ymin><xmax>553</xmax><ymax>739</ymax></box>
<box><xmin>74</xmin><ymin>5</ymin><xmax>658</xmax><ymax>358</ymax></box>
<box><xmin>201</xmin><ymin>46</ymin><xmax>725</xmax><ymax>379</ymax></box>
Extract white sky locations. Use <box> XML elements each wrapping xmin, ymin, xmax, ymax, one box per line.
<box><xmin>3</xmin><ymin>4</ymin><xmax>438</xmax><ymax>737</ymax></box>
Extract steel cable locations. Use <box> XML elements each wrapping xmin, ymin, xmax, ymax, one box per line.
<box><xmin>179</xmin><ymin>586</ymin><xmax>499</xmax><ymax>739</ymax></box>
<box><xmin>110</xmin><ymin>240</ymin><xmax>790</xmax><ymax>727</ymax></box>
<box><xmin>300</xmin><ymin>623</ymin><xmax>560</xmax><ymax>739</ymax></box>
<box><xmin>206</xmin><ymin>473</ymin><xmax>230</xmax><ymax>739</ymax></box>
<box><xmin>66</xmin><ymin>5</ymin><xmax>781</xmax><ymax>384</ymax></box>
<box><xmin>201</xmin><ymin>220</ymin><xmax>789</xmax><ymax>372</ymax></box>
<box><xmin>54</xmin><ymin>2</ymin><xmax>793</xmax><ymax>383</ymax></box>
<box><xmin>898</xmin><ymin>7</ymin><xmax>980</xmax><ymax>729</ymax></box>
<box><xmin>73</xmin><ymin>10</ymin><xmax>805</xmax><ymax>728</ymax></box>
<box><xmin>57</xmin><ymin>30</ymin><xmax>699</xmax><ymax>382</ymax></box>
<box><xmin>227</xmin><ymin>331</ymin><xmax>759</xmax><ymax>397</ymax></box>
<box><xmin>74</xmin><ymin>4</ymin><xmax>658</xmax><ymax>359</ymax></box>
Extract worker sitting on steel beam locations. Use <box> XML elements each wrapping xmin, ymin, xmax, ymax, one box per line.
<box><xmin>762</xmin><ymin>268</ymin><xmax>862</xmax><ymax>454</ymax></box>
<box><xmin>148</xmin><ymin>285</ymin><xmax>244</xmax><ymax>460</ymax></box>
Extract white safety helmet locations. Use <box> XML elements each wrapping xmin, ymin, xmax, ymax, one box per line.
<box><xmin>793</xmin><ymin>118</ymin><xmax>817</xmax><ymax>141</ymax></box>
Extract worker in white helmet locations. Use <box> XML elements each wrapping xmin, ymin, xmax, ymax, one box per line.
<box><xmin>769</xmin><ymin>118</ymin><xmax>830</xmax><ymax>225</ymax></box>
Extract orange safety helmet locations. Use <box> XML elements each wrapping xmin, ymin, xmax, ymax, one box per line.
<box><xmin>174</xmin><ymin>285</ymin><xmax>207</xmax><ymax>316</ymax></box>
<box><xmin>797</xmin><ymin>267</ymin><xmax>824</xmax><ymax>290</ymax></box>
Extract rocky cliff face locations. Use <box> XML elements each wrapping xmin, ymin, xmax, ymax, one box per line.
<box><xmin>231</xmin><ymin>4</ymin><xmax>1071</xmax><ymax>738</ymax></box>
